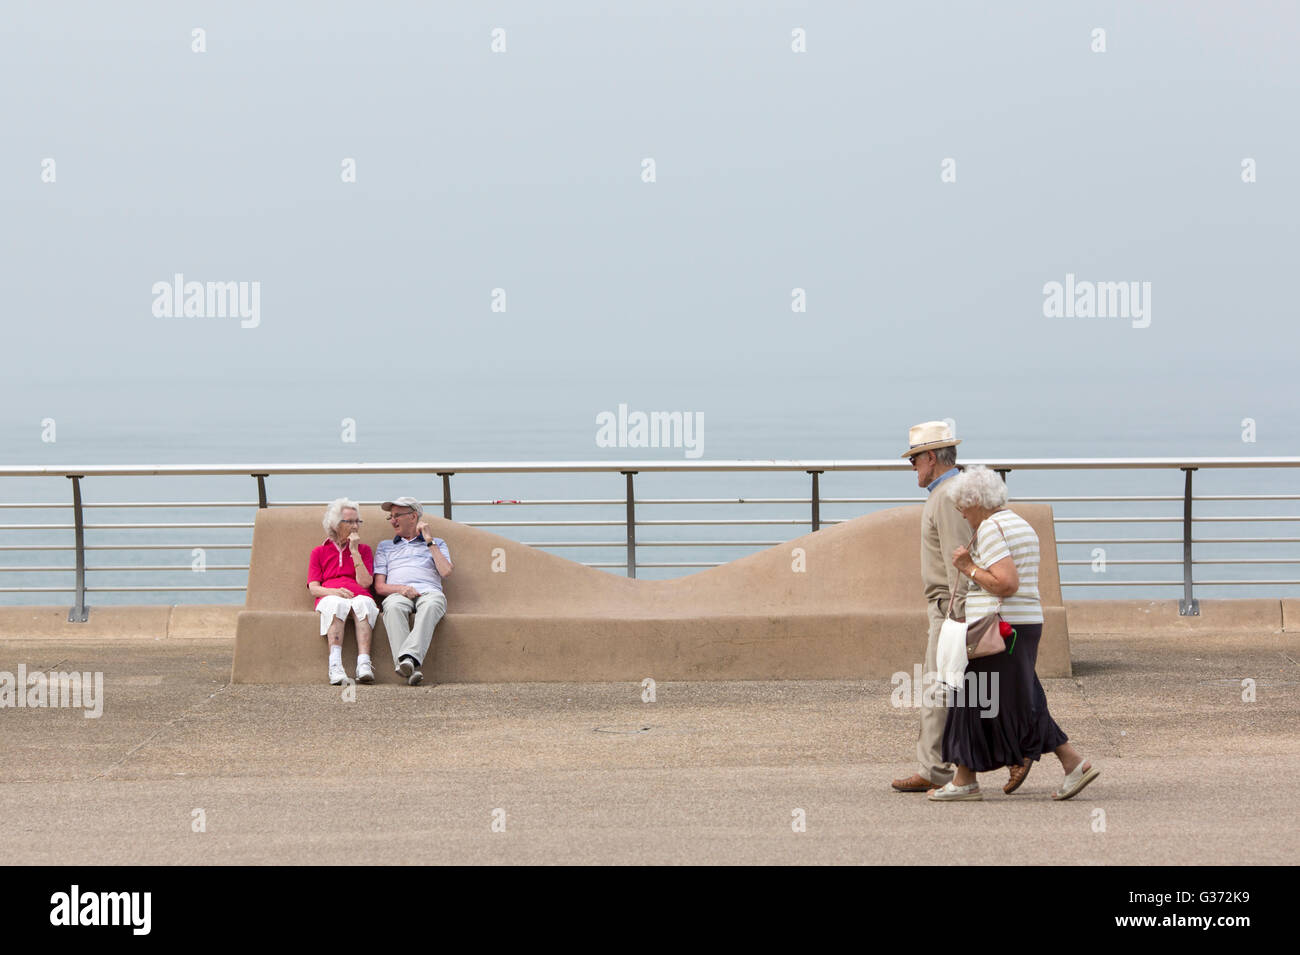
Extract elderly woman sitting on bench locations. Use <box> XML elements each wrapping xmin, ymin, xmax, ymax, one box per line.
<box><xmin>307</xmin><ymin>498</ymin><xmax>378</xmax><ymax>685</ymax></box>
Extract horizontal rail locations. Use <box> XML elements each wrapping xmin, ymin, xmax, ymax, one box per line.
<box><xmin>0</xmin><ymin>501</ymin><xmax>263</xmax><ymax>509</ymax></box>
<box><xmin>1009</xmin><ymin>494</ymin><xmax>1300</xmax><ymax>503</ymax></box>
<box><xmin>0</xmin><ymin>566</ymin><xmax>249</xmax><ymax>573</ymax></box>
<box><xmin>1063</xmin><ymin>580</ymin><xmax>1300</xmax><ymax>587</ymax></box>
<box><xmin>5</xmin><ymin>496</ymin><xmax>1294</xmax><ymax>511</ymax></box>
<box><xmin>516</xmin><ymin>540</ymin><xmax>784</xmax><ymax>548</ymax></box>
<box><xmin>3</xmin><ymin>515</ymin><xmax>1296</xmax><ymax>532</ymax></box>
<box><xmin>0</xmin><ymin>586</ymin><xmax>249</xmax><ymax>593</ymax></box>
<box><xmin>459</xmin><ymin>519</ymin><xmax>812</xmax><ymax>528</ymax></box>
<box><xmin>3</xmin><ymin>457</ymin><xmax>1299</xmax><ymax>478</ymax></box>
<box><xmin>1058</xmin><ymin>538</ymin><xmax>1300</xmax><ymax>545</ymax></box>
<box><xmin>0</xmin><ymin>544</ymin><xmax>251</xmax><ymax>551</ymax></box>
<box><xmin>1059</xmin><ymin>558</ymin><xmax>1300</xmax><ymax>566</ymax></box>
<box><xmin>90</xmin><ymin>585</ymin><xmax>249</xmax><ymax>592</ymax></box>
<box><xmin>636</xmin><ymin>539</ymin><xmax>785</xmax><ymax>547</ymax></box>
<box><xmin>0</xmin><ymin>522</ymin><xmax>254</xmax><ymax>531</ymax></box>
<box><xmin>1054</xmin><ymin>516</ymin><xmax>1300</xmax><ymax>524</ymax></box>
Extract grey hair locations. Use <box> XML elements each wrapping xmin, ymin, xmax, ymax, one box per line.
<box><xmin>322</xmin><ymin>498</ymin><xmax>361</xmax><ymax>536</ymax></box>
<box><xmin>948</xmin><ymin>465</ymin><xmax>1007</xmax><ymax>510</ymax></box>
<box><xmin>933</xmin><ymin>445</ymin><xmax>957</xmax><ymax>468</ymax></box>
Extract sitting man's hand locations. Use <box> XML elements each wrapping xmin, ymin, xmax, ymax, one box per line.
<box><xmin>402</xmin><ymin>585</ymin><xmax>420</xmax><ymax>600</ymax></box>
<box><xmin>416</xmin><ymin>521</ymin><xmax>432</xmax><ymax>541</ymax></box>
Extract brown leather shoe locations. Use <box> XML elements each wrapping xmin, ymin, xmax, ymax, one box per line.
<box><xmin>892</xmin><ymin>773</ymin><xmax>943</xmax><ymax>792</ymax></box>
<box><xmin>1004</xmin><ymin>758</ymin><xmax>1032</xmax><ymax>794</ymax></box>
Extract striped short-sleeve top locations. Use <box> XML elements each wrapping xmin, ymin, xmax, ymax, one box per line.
<box><xmin>964</xmin><ymin>509</ymin><xmax>1043</xmax><ymax>624</ymax></box>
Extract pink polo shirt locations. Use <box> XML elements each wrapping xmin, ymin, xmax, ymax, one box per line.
<box><xmin>307</xmin><ymin>539</ymin><xmax>375</xmax><ymax>608</ymax></box>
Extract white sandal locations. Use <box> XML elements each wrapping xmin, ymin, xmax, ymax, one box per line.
<box><xmin>1053</xmin><ymin>761</ymin><xmax>1100</xmax><ymax>800</ymax></box>
<box><xmin>928</xmin><ymin>781</ymin><xmax>983</xmax><ymax>801</ymax></box>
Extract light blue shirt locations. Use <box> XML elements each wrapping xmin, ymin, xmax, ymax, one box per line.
<box><xmin>374</xmin><ymin>534</ymin><xmax>451</xmax><ymax>595</ymax></box>
<box><xmin>927</xmin><ymin>467</ymin><xmax>960</xmax><ymax>493</ymax></box>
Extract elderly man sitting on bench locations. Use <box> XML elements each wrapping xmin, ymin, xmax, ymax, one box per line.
<box><xmin>373</xmin><ymin>497</ymin><xmax>453</xmax><ymax>686</ymax></box>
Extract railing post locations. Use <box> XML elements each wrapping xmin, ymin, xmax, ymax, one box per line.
<box><xmin>1180</xmin><ymin>467</ymin><xmax>1199</xmax><ymax>616</ymax></box>
<box><xmin>252</xmin><ymin>473</ymin><xmax>269</xmax><ymax>508</ymax></box>
<box><xmin>808</xmin><ymin>470</ymin><xmax>822</xmax><ymax>531</ymax></box>
<box><xmin>67</xmin><ymin>475</ymin><xmax>88</xmax><ymax>623</ymax></box>
<box><xmin>622</xmin><ymin>470</ymin><xmax>637</xmax><ymax>579</ymax></box>
<box><xmin>995</xmin><ymin>468</ymin><xmax>1010</xmax><ymax>484</ymax></box>
<box><xmin>438</xmin><ymin>472</ymin><xmax>454</xmax><ymax>520</ymax></box>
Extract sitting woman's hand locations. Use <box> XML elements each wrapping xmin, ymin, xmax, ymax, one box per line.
<box><xmin>332</xmin><ymin>587</ymin><xmax>355</xmax><ymax>598</ymax></box>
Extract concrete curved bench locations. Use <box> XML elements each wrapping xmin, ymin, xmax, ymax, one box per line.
<box><xmin>231</xmin><ymin>503</ymin><xmax>1070</xmax><ymax>683</ymax></box>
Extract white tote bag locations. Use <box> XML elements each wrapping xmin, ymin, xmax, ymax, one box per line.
<box><xmin>936</xmin><ymin>615</ymin><xmax>969</xmax><ymax>689</ymax></box>
<box><xmin>936</xmin><ymin>526</ymin><xmax>978</xmax><ymax>688</ymax></box>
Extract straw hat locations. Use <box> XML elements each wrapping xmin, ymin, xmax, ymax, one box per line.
<box><xmin>901</xmin><ymin>421</ymin><xmax>961</xmax><ymax>459</ymax></box>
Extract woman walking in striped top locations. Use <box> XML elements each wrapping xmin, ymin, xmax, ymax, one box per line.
<box><xmin>929</xmin><ymin>466</ymin><xmax>1100</xmax><ymax>802</ymax></box>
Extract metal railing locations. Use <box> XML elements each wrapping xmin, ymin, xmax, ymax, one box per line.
<box><xmin>1</xmin><ymin>458</ymin><xmax>1297</xmax><ymax>621</ymax></box>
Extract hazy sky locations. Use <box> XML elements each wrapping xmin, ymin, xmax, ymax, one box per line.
<box><xmin>4</xmin><ymin>1</ymin><xmax>1297</xmax><ymax>464</ymax></box>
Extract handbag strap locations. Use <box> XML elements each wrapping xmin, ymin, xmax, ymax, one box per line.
<box><xmin>943</xmin><ymin>525</ymin><xmax>979</xmax><ymax>623</ymax></box>
<box><xmin>945</xmin><ymin>525</ymin><xmax>980</xmax><ymax>623</ymax></box>
<box><xmin>950</xmin><ymin>515</ymin><xmax>1012</xmax><ymax>619</ymax></box>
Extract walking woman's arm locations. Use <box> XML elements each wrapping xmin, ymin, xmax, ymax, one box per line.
<box><xmin>965</xmin><ymin>555</ymin><xmax>1020</xmax><ymax>598</ymax></box>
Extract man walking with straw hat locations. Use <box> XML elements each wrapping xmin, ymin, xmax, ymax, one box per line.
<box><xmin>891</xmin><ymin>421</ymin><xmax>967</xmax><ymax>792</ymax></box>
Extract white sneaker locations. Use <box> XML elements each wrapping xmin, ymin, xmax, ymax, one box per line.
<box><xmin>356</xmin><ymin>660</ymin><xmax>375</xmax><ymax>684</ymax></box>
<box><xmin>407</xmin><ymin>668</ymin><xmax>424</xmax><ymax>687</ymax></box>
<box><xmin>396</xmin><ymin>659</ymin><xmax>414</xmax><ymax>679</ymax></box>
<box><xmin>927</xmin><ymin>781</ymin><xmax>983</xmax><ymax>801</ymax></box>
<box><xmin>328</xmin><ymin>660</ymin><xmax>348</xmax><ymax>685</ymax></box>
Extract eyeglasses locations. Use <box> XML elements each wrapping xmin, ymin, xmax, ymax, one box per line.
<box><xmin>388</xmin><ymin>511</ymin><xmax>415</xmax><ymax>519</ymax></box>
<box><xmin>339</xmin><ymin>518</ymin><xmax>363</xmax><ymax>525</ymax></box>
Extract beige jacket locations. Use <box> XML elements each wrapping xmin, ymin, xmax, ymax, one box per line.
<box><xmin>921</xmin><ymin>471</ymin><xmax>970</xmax><ymax>618</ymax></box>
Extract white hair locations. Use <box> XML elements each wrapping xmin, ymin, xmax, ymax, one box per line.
<box><xmin>322</xmin><ymin>498</ymin><xmax>361</xmax><ymax>536</ymax></box>
<box><xmin>948</xmin><ymin>466</ymin><xmax>1007</xmax><ymax>510</ymax></box>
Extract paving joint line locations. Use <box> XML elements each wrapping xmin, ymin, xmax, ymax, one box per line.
<box><xmin>91</xmin><ymin>680</ymin><xmax>234</xmax><ymax>782</ymax></box>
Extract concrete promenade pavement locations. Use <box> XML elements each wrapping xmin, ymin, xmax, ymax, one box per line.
<box><xmin>0</xmin><ymin>630</ymin><xmax>1295</xmax><ymax>865</ymax></box>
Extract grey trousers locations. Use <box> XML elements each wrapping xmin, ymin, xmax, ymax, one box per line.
<box><xmin>916</xmin><ymin>603</ymin><xmax>955</xmax><ymax>784</ymax></box>
<box><xmin>381</xmin><ymin>591</ymin><xmax>447</xmax><ymax>668</ymax></box>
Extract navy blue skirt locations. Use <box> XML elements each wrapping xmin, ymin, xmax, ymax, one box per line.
<box><xmin>941</xmin><ymin>623</ymin><xmax>1067</xmax><ymax>773</ymax></box>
